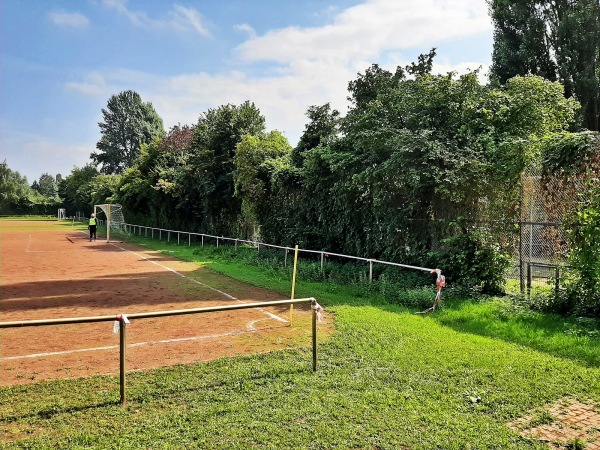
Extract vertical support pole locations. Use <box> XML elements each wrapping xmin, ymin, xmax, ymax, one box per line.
<box><xmin>555</xmin><ymin>266</ymin><xmax>560</xmax><ymax>293</ymax></box>
<box><xmin>290</xmin><ymin>245</ymin><xmax>299</xmax><ymax>326</ymax></box>
<box><xmin>177</xmin><ymin>232</ymin><xmax>180</xmax><ymax>246</ymax></box>
<box><xmin>257</xmin><ymin>243</ymin><xmax>260</xmax><ymax>253</ymax></box>
<box><xmin>369</xmin><ymin>260</ymin><xmax>373</xmax><ymax>283</ymax></box>
<box><xmin>217</xmin><ymin>237</ymin><xmax>219</xmax><ymax>248</ymax></box>
<box><xmin>168</xmin><ymin>231</ymin><xmax>170</xmax><ymax>243</ymax></box>
<box><xmin>189</xmin><ymin>233</ymin><xmax>191</xmax><ymax>247</ymax></box>
<box><xmin>312</xmin><ymin>303</ymin><xmax>317</xmax><ymax>372</ymax></box>
<box><xmin>202</xmin><ymin>235</ymin><xmax>204</xmax><ymax>247</ymax></box>
<box><xmin>526</xmin><ymin>262</ymin><xmax>532</xmax><ymax>296</ymax></box>
<box><xmin>159</xmin><ymin>230</ymin><xmax>162</xmax><ymax>241</ymax></box>
<box><xmin>284</xmin><ymin>248</ymin><xmax>288</xmax><ymax>267</ymax></box>
<box><xmin>235</xmin><ymin>239</ymin><xmax>238</xmax><ymax>250</ymax></box>
<box><xmin>152</xmin><ymin>228</ymin><xmax>154</xmax><ymax>239</ymax></box>
<box><xmin>321</xmin><ymin>252</ymin><xmax>324</xmax><ymax>274</ymax></box>
<box><xmin>106</xmin><ymin>204</ymin><xmax>111</xmax><ymax>243</ymax></box>
<box><xmin>119</xmin><ymin>319</ymin><xmax>127</xmax><ymax>405</ymax></box>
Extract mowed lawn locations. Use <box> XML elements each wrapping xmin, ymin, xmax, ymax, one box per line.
<box><xmin>1</xmin><ymin>239</ymin><xmax>599</xmax><ymax>449</ymax></box>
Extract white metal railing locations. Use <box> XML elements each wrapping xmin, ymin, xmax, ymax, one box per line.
<box><xmin>118</xmin><ymin>223</ymin><xmax>437</xmax><ymax>283</ymax></box>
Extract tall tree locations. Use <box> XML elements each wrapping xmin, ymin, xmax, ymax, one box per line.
<box><xmin>91</xmin><ymin>90</ymin><xmax>165</xmax><ymax>174</ymax></box>
<box><xmin>185</xmin><ymin>101</ymin><xmax>266</xmax><ymax>232</ymax></box>
<box><xmin>58</xmin><ymin>164</ymin><xmax>100</xmax><ymax>215</ymax></box>
<box><xmin>0</xmin><ymin>160</ymin><xmax>33</xmax><ymax>213</ymax></box>
<box><xmin>292</xmin><ymin>103</ymin><xmax>340</xmax><ymax>167</ymax></box>
<box><xmin>488</xmin><ymin>0</ymin><xmax>600</xmax><ymax>131</ymax></box>
<box><xmin>35</xmin><ymin>173</ymin><xmax>59</xmax><ymax>198</ymax></box>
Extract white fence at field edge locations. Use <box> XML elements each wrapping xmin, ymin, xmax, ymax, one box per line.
<box><xmin>113</xmin><ymin>222</ymin><xmax>437</xmax><ymax>284</ymax></box>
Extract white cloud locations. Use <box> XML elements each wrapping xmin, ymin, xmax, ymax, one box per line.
<box><xmin>234</xmin><ymin>23</ymin><xmax>257</xmax><ymax>39</ymax></box>
<box><xmin>234</xmin><ymin>0</ymin><xmax>491</xmax><ymax>66</ymax></box>
<box><xmin>432</xmin><ymin>61</ymin><xmax>491</xmax><ymax>85</ymax></box>
<box><xmin>48</xmin><ymin>11</ymin><xmax>90</xmax><ymax>28</ymax></box>
<box><xmin>65</xmin><ymin>72</ymin><xmax>108</xmax><ymax>96</ymax></box>
<box><xmin>102</xmin><ymin>0</ymin><xmax>211</xmax><ymax>36</ymax></box>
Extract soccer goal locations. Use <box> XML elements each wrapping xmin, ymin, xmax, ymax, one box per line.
<box><xmin>94</xmin><ymin>204</ymin><xmax>127</xmax><ymax>242</ymax></box>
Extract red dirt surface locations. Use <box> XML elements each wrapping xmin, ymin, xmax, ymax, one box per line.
<box><xmin>1</xmin><ymin>221</ymin><xmax>324</xmax><ymax>386</ymax></box>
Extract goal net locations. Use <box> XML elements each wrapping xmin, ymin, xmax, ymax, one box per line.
<box><xmin>94</xmin><ymin>204</ymin><xmax>127</xmax><ymax>242</ymax></box>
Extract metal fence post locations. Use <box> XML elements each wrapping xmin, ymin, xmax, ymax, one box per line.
<box><xmin>312</xmin><ymin>305</ymin><xmax>317</xmax><ymax>372</ymax></box>
<box><xmin>526</xmin><ymin>262</ymin><xmax>532</xmax><ymax>296</ymax></box>
<box><xmin>119</xmin><ymin>318</ymin><xmax>127</xmax><ymax>405</ymax></box>
<box><xmin>321</xmin><ymin>252</ymin><xmax>324</xmax><ymax>274</ymax></box>
<box><xmin>369</xmin><ymin>260</ymin><xmax>373</xmax><ymax>283</ymax></box>
<box><xmin>284</xmin><ymin>248</ymin><xmax>288</xmax><ymax>267</ymax></box>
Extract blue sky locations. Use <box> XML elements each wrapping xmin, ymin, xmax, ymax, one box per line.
<box><xmin>1</xmin><ymin>0</ymin><xmax>493</xmax><ymax>183</ymax></box>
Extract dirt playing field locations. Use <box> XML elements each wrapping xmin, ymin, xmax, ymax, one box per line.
<box><xmin>1</xmin><ymin>220</ymin><xmax>323</xmax><ymax>386</ymax></box>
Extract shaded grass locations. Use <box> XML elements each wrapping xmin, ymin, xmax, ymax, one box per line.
<box><xmin>1</xmin><ymin>234</ymin><xmax>599</xmax><ymax>449</ymax></box>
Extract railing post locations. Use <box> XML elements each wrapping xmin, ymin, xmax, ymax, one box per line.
<box><xmin>202</xmin><ymin>235</ymin><xmax>204</xmax><ymax>247</ymax></box>
<box><xmin>216</xmin><ymin>237</ymin><xmax>219</xmax><ymax>248</ymax></box>
<box><xmin>119</xmin><ymin>317</ymin><xmax>127</xmax><ymax>405</ymax></box>
<box><xmin>168</xmin><ymin>231</ymin><xmax>171</xmax><ymax>243</ymax></box>
<box><xmin>555</xmin><ymin>266</ymin><xmax>560</xmax><ymax>293</ymax></box>
<box><xmin>369</xmin><ymin>260</ymin><xmax>373</xmax><ymax>283</ymax></box>
<box><xmin>235</xmin><ymin>239</ymin><xmax>238</xmax><ymax>250</ymax></box>
<box><xmin>321</xmin><ymin>252</ymin><xmax>324</xmax><ymax>274</ymax></box>
<box><xmin>526</xmin><ymin>263</ymin><xmax>532</xmax><ymax>296</ymax></box>
<box><xmin>189</xmin><ymin>233</ymin><xmax>191</xmax><ymax>247</ymax></box>
<box><xmin>177</xmin><ymin>232</ymin><xmax>180</xmax><ymax>246</ymax></box>
<box><xmin>312</xmin><ymin>304</ymin><xmax>317</xmax><ymax>371</ymax></box>
<box><xmin>284</xmin><ymin>248</ymin><xmax>288</xmax><ymax>267</ymax></box>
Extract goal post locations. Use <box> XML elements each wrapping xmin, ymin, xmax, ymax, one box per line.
<box><xmin>94</xmin><ymin>204</ymin><xmax>126</xmax><ymax>242</ymax></box>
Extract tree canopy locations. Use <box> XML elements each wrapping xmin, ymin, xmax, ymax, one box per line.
<box><xmin>91</xmin><ymin>90</ymin><xmax>165</xmax><ymax>174</ymax></box>
<box><xmin>488</xmin><ymin>0</ymin><xmax>600</xmax><ymax>131</ymax></box>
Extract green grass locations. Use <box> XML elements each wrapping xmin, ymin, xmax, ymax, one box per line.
<box><xmin>1</xmin><ymin>235</ymin><xmax>599</xmax><ymax>449</ymax></box>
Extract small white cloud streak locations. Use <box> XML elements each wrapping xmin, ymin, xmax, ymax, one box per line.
<box><xmin>101</xmin><ymin>0</ymin><xmax>210</xmax><ymax>36</ymax></box>
<box><xmin>65</xmin><ymin>72</ymin><xmax>108</xmax><ymax>96</ymax></box>
<box><xmin>234</xmin><ymin>23</ymin><xmax>257</xmax><ymax>38</ymax></box>
<box><xmin>48</xmin><ymin>11</ymin><xmax>90</xmax><ymax>28</ymax></box>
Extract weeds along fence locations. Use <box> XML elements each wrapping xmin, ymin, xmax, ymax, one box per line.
<box><xmin>0</xmin><ymin>298</ymin><xmax>319</xmax><ymax>405</ymax></box>
<box><xmin>118</xmin><ymin>223</ymin><xmax>437</xmax><ymax>284</ymax></box>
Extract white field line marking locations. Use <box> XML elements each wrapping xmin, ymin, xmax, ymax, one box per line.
<box><xmin>3</xmin><ymin>327</ymin><xmax>267</xmax><ymax>361</ymax></box>
<box><xmin>107</xmin><ymin>238</ymin><xmax>287</xmax><ymax>323</ymax></box>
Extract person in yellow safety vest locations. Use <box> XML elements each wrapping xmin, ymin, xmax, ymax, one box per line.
<box><xmin>88</xmin><ymin>213</ymin><xmax>97</xmax><ymax>241</ymax></box>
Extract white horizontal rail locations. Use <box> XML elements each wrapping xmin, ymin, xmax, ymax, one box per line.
<box><xmin>119</xmin><ymin>223</ymin><xmax>438</xmax><ymax>277</ymax></box>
